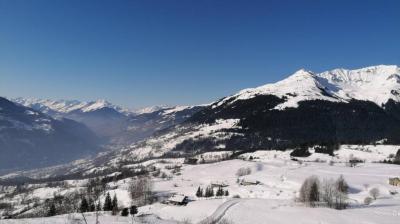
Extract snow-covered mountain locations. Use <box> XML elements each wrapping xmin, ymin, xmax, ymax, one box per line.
<box><xmin>317</xmin><ymin>65</ymin><xmax>400</xmax><ymax>106</ymax></box>
<box><xmin>217</xmin><ymin>69</ymin><xmax>340</xmax><ymax>110</ymax></box>
<box><xmin>134</xmin><ymin>105</ymin><xmax>170</xmax><ymax>114</ymax></box>
<box><xmin>13</xmin><ymin>98</ymin><xmax>130</xmax><ymax>116</ymax></box>
<box><xmin>84</xmin><ymin>65</ymin><xmax>400</xmax><ymax>172</ymax></box>
<box><xmin>4</xmin><ymin>65</ymin><xmax>400</xmax><ymax>176</ymax></box>
<box><xmin>12</xmin><ymin>97</ymin><xmax>205</xmax><ymax>147</ymax></box>
<box><xmin>219</xmin><ymin>65</ymin><xmax>400</xmax><ymax>110</ymax></box>
<box><xmin>13</xmin><ymin>98</ymin><xmax>132</xmax><ymax>140</ymax></box>
<box><xmin>0</xmin><ymin>97</ymin><xmax>101</xmax><ymax>171</ymax></box>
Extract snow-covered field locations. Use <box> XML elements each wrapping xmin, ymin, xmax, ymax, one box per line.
<box><xmin>1</xmin><ymin>145</ymin><xmax>400</xmax><ymax>223</ymax></box>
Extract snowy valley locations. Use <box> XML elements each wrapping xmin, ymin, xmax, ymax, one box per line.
<box><xmin>1</xmin><ymin>65</ymin><xmax>400</xmax><ymax>223</ymax></box>
<box><xmin>1</xmin><ymin>146</ymin><xmax>400</xmax><ymax>224</ymax></box>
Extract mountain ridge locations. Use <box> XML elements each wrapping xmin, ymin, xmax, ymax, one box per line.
<box><xmin>217</xmin><ymin>65</ymin><xmax>399</xmax><ymax>110</ymax></box>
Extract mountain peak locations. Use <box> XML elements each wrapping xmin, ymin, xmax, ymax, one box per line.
<box><xmin>215</xmin><ymin>68</ymin><xmax>338</xmax><ymax>110</ymax></box>
<box><xmin>292</xmin><ymin>68</ymin><xmax>314</xmax><ymax>76</ymax></box>
<box><xmin>216</xmin><ymin>65</ymin><xmax>400</xmax><ymax>110</ymax></box>
<box><xmin>81</xmin><ymin>99</ymin><xmax>113</xmax><ymax>112</ymax></box>
<box><xmin>276</xmin><ymin>69</ymin><xmax>315</xmax><ymax>83</ymax></box>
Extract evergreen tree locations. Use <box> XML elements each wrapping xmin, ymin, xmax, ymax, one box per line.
<box><xmin>112</xmin><ymin>194</ymin><xmax>119</xmax><ymax>215</ymax></box>
<box><xmin>47</xmin><ymin>203</ymin><xmax>56</xmax><ymax>217</ymax></box>
<box><xmin>204</xmin><ymin>187</ymin><xmax>208</xmax><ymax>197</ymax></box>
<box><xmin>88</xmin><ymin>198</ymin><xmax>95</xmax><ymax>212</ymax></box>
<box><xmin>80</xmin><ymin>197</ymin><xmax>89</xmax><ymax>213</ymax></box>
<box><xmin>103</xmin><ymin>192</ymin><xmax>113</xmax><ymax>211</ymax></box>
<box><xmin>205</xmin><ymin>186</ymin><xmax>212</xmax><ymax>197</ymax></box>
<box><xmin>196</xmin><ymin>187</ymin><xmax>203</xmax><ymax>197</ymax></box>
<box><xmin>216</xmin><ymin>187</ymin><xmax>224</xmax><ymax>196</ymax></box>
<box><xmin>224</xmin><ymin>190</ymin><xmax>229</xmax><ymax>196</ymax></box>
<box><xmin>96</xmin><ymin>201</ymin><xmax>102</xmax><ymax>211</ymax></box>
<box><xmin>129</xmin><ymin>205</ymin><xmax>138</xmax><ymax>216</ymax></box>
<box><xmin>121</xmin><ymin>208</ymin><xmax>129</xmax><ymax>216</ymax></box>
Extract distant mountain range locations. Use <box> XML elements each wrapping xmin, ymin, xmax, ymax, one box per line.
<box><xmin>13</xmin><ymin>98</ymin><xmax>203</xmax><ymax>145</ymax></box>
<box><xmin>1</xmin><ymin>97</ymin><xmax>203</xmax><ymax>171</ymax></box>
<box><xmin>2</xmin><ymin>65</ymin><xmax>400</xmax><ymax>174</ymax></box>
<box><xmin>0</xmin><ymin>97</ymin><xmax>100</xmax><ymax>171</ymax></box>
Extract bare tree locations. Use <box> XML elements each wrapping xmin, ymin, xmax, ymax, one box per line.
<box><xmin>236</xmin><ymin>167</ymin><xmax>251</xmax><ymax>177</ymax></box>
<box><xmin>128</xmin><ymin>176</ymin><xmax>153</xmax><ymax>206</ymax></box>
<box><xmin>333</xmin><ymin>175</ymin><xmax>349</xmax><ymax>209</ymax></box>
<box><xmin>335</xmin><ymin>175</ymin><xmax>349</xmax><ymax>194</ymax></box>
<box><xmin>369</xmin><ymin>188</ymin><xmax>380</xmax><ymax>200</ymax></box>
<box><xmin>321</xmin><ymin>178</ymin><xmax>335</xmax><ymax>208</ymax></box>
<box><xmin>364</xmin><ymin>196</ymin><xmax>373</xmax><ymax>205</ymax></box>
<box><xmin>298</xmin><ymin>175</ymin><xmax>320</xmax><ymax>207</ymax></box>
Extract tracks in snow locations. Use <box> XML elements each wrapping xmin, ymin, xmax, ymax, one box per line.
<box><xmin>198</xmin><ymin>199</ymin><xmax>241</xmax><ymax>223</ymax></box>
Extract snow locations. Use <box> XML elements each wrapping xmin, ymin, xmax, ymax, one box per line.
<box><xmin>2</xmin><ymin>145</ymin><xmax>400</xmax><ymax>223</ymax></box>
<box><xmin>115</xmin><ymin>119</ymin><xmax>240</xmax><ymax>161</ymax></box>
<box><xmin>134</xmin><ymin>105</ymin><xmax>170</xmax><ymax>114</ymax></box>
<box><xmin>148</xmin><ymin>147</ymin><xmax>400</xmax><ymax>223</ymax></box>
<box><xmin>0</xmin><ymin>213</ymin><xmax>176</xmax><ymax>224</ymax></box>
<box><xmin>318</xmin><ymin>65</ymin><xmax>400</xmax><ymax>106</ymax></box>
<box><xmin>215</xmin><ymin>65</ymin><xmax>400</xmax><ymax>110</ymax></box>
<box><xmin>167</xmin><ymin>194</ymin><xmax>186</xmax><ymax>203</ymax></box>
<box><xmin>13</xmin><ymin>98</ymin><xmax>129</xmax><ymax>115</ymax></box>
<box><xmin>0</xmin><ymin>114</ymin><xmax>54</xmax><ymax>133</ymax></box>
<box><xmin>224</xmin><ymin>198</ymin><xmax>400</xmax><ymax>224</ymax></box>
<box><xmin>216</xmin><ymin>69</ymin><xmax>341</xmax><ymax>110</ymax></box>
<box><xmin>29</xmin><ymin>187</ymin><xmax>62</xmax><ymax>200</ymax></box>
<box><xmin>162</xmin><ymin>106</ymin><xmax>192</xmax><ymax>115</ymax></box>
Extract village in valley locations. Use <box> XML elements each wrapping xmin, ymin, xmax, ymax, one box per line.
<box><xmin>1</xmin><ymin>145</ymin><xmax>400</xmax><ymax>223</ymax></box>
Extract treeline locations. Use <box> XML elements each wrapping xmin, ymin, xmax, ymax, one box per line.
<box><xmin>178</xmin><ymin>96</ymin><xmax>400</xmax><ymax>153</ymax></box>
<box><xmin>196</xmin><ymin>186</ymin><xmax>229</xmax><ymax>198</ymax></box>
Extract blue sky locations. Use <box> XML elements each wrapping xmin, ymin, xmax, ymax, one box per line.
<box><xmin>1</xmin><ymin>0</ymin><xmax>399</xmax><ymax>108</ymax></box>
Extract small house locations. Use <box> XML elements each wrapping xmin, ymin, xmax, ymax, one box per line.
<box><xmin>184</xmin><ymin>157</ymin><xmax>198</xmax><ymax>164</ymax></box>
<box><xmin>240</xmin><ymin>179</ymin><xmax>260</xmax><ymax>186</ymax></box>
<box><xmin>166</xmin><ymin>194</ymin><xmax>189</xmax><ymax>206</ymax></box>
<box><xmin>389</xmin><ymin>177</ymin><xmax>400</xmax><ymax>187</ymax></box>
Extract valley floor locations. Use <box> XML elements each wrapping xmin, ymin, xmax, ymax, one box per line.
<box><xmin>1</xmin><ymin>145</ymin><xmax>400</xmax><ymax>223</ymax></box>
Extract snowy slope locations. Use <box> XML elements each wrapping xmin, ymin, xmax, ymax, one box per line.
<box><xmin>2</xmin><ymin>145</ymin><xmax>400</xmax><ymax>224</ymax></box>
<box><xmin>317</xmin><ymin>65</ymin><xmax>400</xmax><ymax>106</ymax></box>
<box><xmin>134</xmin><ymin>105</ymin><xmax>170</xmax><ymax>114</ymax></box>
<box><xmin>216</xmin><ymin>69</ymin><xmax>341</xmax><ymax>110</ymax></box>
<box><xmin>216</xmin><ymin>65</ymin><xmax>400</xmax><ymax>110</ymax></box>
